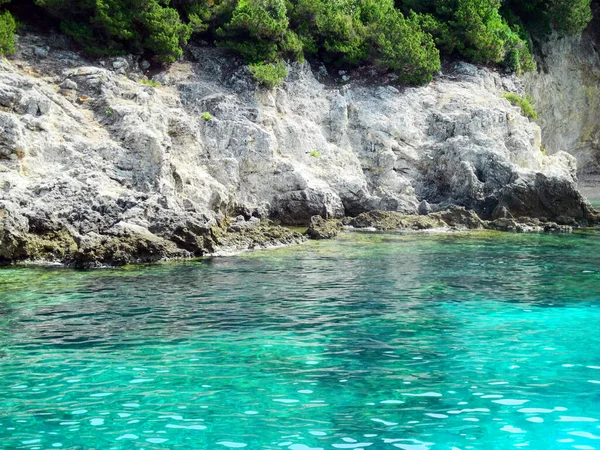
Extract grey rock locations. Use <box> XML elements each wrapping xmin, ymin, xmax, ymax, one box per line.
<box><xmin>305</xmin><ymin>215</ymin><xmax>343</xmax><ymax>239</ymax></box>
<box><xmin>454</xmin><ymin>62</ymin><xmax>478</xmax><ymax>77</ymax></box>
<box><xmin>0</xmin><ymin>35</ymin><xmax>596</xmax><ymax>265</ymax></box>
<box><xmin>418</xmin><ymin>200</ymin><xmax>431</xmax><ymax>215</ymax></box>
<box><xmin>33</xmin><ymin>47</ymin><xmax>49</xmax><ymax>58</ymax></box>
<box><xmin>491</xmin><ymin>205</ymin><xmax>512</xmax><ymax>220</ymax></box>
<box><xmin>525</xmin><ymin>32</ymin><xmax>600</xmax><ymax>176</ymax></box>
<box><xmin>59</xmin><ymin>79</ymin><xmax>78</xmax><ymax>90</ymax></box>
<box><xmin>111</xmin><ymin>57</ymin><xmax>129</xmax><ymax>71</ymax></box>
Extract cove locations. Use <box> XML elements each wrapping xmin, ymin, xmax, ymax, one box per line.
<box><xmin>0</xmin><ymin>231</ymin><xmax>599</xmax><ymax>449</ymax></box>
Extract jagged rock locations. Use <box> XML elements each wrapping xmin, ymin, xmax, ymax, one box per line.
<box><xmin>347</xmin><ymin>207</ymin><xmax>485</xmax><ymax>232</ymax></box>
<box><xmin>492</xmin><ymin>205</ymin><xmax>512</xmax><ymax>220</ymax></box>
<box><xmin>418</xmin><ymin>200</ymin><xmax>432</xmax><ymax>215</ymax></box>
<box><xmin>33</xmin><ymin>47</ymin><xmax>48</xmax><ymax>58</ymax></box>
<box><xmin>435</xmin><ymin>207</ymin><xmax>486</xmax><ymax>229</ymax></box>
<box><xmin>59</xmin><ymin>79</ymin><xmax>77</xmax><ymax>90</ymax></box>
<box><xmin>0</xmin><ymin>33</ymin><xmax>596</xmax><ymax>264</ymax></box>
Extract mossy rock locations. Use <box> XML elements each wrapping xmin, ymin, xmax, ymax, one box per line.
<box><xmin>305</xmin><ymin>216</ymin><xmax>344</xmax><ymax>239</ymax></box>
<box><xmin>0</xmin><ymin>227</ymin><xmax>78</xmax><ymax>263</ymax></box>
<box><xmin>349</xmin><ymin>211</ymin><xmax>446</xmax><ymax>231</ymax></box>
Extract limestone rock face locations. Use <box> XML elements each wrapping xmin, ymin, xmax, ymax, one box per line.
<box><xmin>0</xmin><ymin>34</ymin><xmax>596</xmax><ymax>264</ymax></box>
<box><xmin>525</xmin><ymin>31</ymin><xmax>600</xmax><ymax>176</ymax></box>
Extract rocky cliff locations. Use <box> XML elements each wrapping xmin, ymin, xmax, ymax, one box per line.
<box><xmin>525</xmin><ymin>31</ymin><xmax>600</xmax><ymax>177</ymax></box>
<box><xmin>0</xmin><ymin>34</ymin><xmax>596</xmax><ymax>265</ymax></box>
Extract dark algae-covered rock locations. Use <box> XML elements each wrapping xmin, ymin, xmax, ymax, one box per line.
<box><xmin>0</xmin><ymin>215</ymin><xmax>305</xmax><ymax>267</ymax></box>
<box><xmin>305</xmin><ymin>216</ymin><xmax>344</xmax><ymax>239</ymax></box>
<box><xmin>347</xmin><ymin>207</ymin><xmax>485</xmax><ymax>232</ymax></box>
<box><xmin>303</xmin><ymin>206</ymin><xmax>589</xmax><ymax>239</ymax></box>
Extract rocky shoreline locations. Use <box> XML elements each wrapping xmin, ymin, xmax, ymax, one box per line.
<box><xmin>306</xmin><ymin>206</ymin><xmax>592</xmax><ymax>241</ymax></box>
<box><xmin>2</xmin><ymin>205</ymin><xmax>597</xmax><ymax>268</ymax></box>
<box><xmin>1</xmin><ymin>33</ymin><xmax>599</xmax><ymax>267</ymax></box>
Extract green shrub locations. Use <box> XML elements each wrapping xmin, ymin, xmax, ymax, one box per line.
<box><xmin>503</xmin><ymin>92</ymin><xmax>538</xmax><ymax>120</ymax></box>
<box><xmin>503</xmin><ymin>0</ymin><xmax>592</xmax><ymax>36</ymax></box>
<box><xmin>35</xmin><ymin>0</ymin><xmax>191</xmax><ymax>62</ymax></box>
<box><xmin>549</xmin><ymin>0</ymin><xmax>593</xmax><ymax>35</ymax></box>
<box><xmin>367</xmin><ymin>7</ymin><xmax>441</xmax><ymax>84</ymax></box>
<box><xmin>309</xmin><ymin>149</ymin><xmax>321</xmax><ymax>158</ymax></box>
<box><xmin>140</xmin><ymin>78</ymin><xmax>161</xmax><ymax>87</ymax></box>
<box><xmin>249</xmin><ymin>61</ymin><xmax>288</xmax><ymax>89</ymax></box>
<box><xmin>0</xmin><ymin>10</ymin><xmax>16</xmax><ymax>55</ymax></box>
<box><xmin>202</xmin><ymin>111</ymin><xmax>212</xmax><ymax>120</ymax></box>
<box><xmin>218</xmin><ymin>0</ymin><xmax>290</xmax><ymax>63</ymax></box>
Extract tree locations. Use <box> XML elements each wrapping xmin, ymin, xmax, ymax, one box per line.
<box><xmin>0</xmin><ymin>9</ymin><xmax>16</xmax><ymax>55</ymax></box>
<box><xmin>35</xmin><ymin>0</ymin><xmax>191</xmax><ymax>62</ymax></box>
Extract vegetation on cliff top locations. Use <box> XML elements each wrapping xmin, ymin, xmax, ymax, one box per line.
<box><xmin>0</xmin><ymin>0</ymin><xmax>595</xmax><ymax>86</ymax></box>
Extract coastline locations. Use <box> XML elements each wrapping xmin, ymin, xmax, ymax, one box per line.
<box><xmin>2</xmin><ymin>206</ymin><xmax>597</xmax><ymax>268</ymax></box>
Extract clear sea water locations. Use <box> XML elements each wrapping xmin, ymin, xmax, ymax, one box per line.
<box><xmin>1</xmin><ymin>231</ymin><xmax>599</xmax><ymax>450</ymax></box>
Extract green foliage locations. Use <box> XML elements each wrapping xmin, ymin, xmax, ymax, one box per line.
<box><xmin>286</xmin><ymin>0</ymin><xmax>440</xmax><ymax>83</ymax></box>
<box><xmin>503</xmin><ymin>0</ymin><xmax>592</xmax><ymax>36</ymax></box>
<box><xmin>105</xmin><ymin>108</ymin><xmax>113</xmax><ymax>116</ymax></box>
<box><xmin>548</xmin><ymin>0</ymin><xmax>593</xmax><ymax>35</ymax></box>
<box><xmin>309</xmin><ymin>149</ymin><xmax>321</xmax><ymax>158</ymax></box>
<box><xmin>202</xmin><ymin>111</ymin><xmax>212</xmax><ymax>120</ymax></box>
<box><xmin>4</xmin><ymin>0</ymin><xmax>594</xmax><ymax>84</ymax></box>
<box><xmin>0</xmin><ymin>10</ymin><xmax>16</xmax><ymax>55</ymax></box>
<box><xmin>140</xmin><ymin>78</ymin><xmax>161</xmax><ymax>87</ymax></box>
<box><xmin>367</xmin><ymin>7</ymin><xmax>441</xmax><ymax>84</ymax></box>
<box><xmin>249</xmin><ymin>61</ymin><xmax>288</xmax><ymax>88</ymax></box>
<box><xmin>218</xmin><ymin>0</ymin><xmax>290</xmax><ymax>63</ymax></box>
<box><xmin>34</xmin><ymin>0</ymin><xmax>191</xmax><ymax>62</ymax></box>
<box><xmin>503</xmin><ymin>92</ymin><xmax>538</xmax><ymax>120</ymax></box>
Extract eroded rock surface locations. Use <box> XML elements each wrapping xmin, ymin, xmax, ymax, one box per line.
<box><xmin>0</xmin><ymin>34</ymin><xmax>596</xmax><ymax>264</ymax></box>
<box><xmin>525</xmin><ymin>27</ymin><xmax>600</xmax><ymax>176</ymax></box>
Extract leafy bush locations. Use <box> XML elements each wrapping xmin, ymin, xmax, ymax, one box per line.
<box><xmin>503</xmin><ymin>0</ymin><xmax>592</xmax><ymax>36</ymax></box>
<box><xmin>367</xmin><ymin>7</ymin><xmax>441</xmax><ymax>84</ymax></box>
<box><xmin>249</xmin><ymin>61</ymin><xmax>288</xmax><ymax>89</ymax></box>
<box><xmin>549</xmin><ymin>0</ymin><xmax>593</xmax><ymax>35</ymax></box>
<box><xmin>0</xmin><ymin>10</ymin><xmax>16</xmax><ymax>55</ymax></box>
<box><xmin>34</xmin><ymin>0</ymin><xmax>192</xmax><ymax>62</ymax></box>
<box><xmin>202</xmin><ymin>111</ymin><xmax>212</xmax><ymax>120</ymax></box>
<box><xmin>309</xmin><ymin>149</ymin><xmax>321</xmax><ymax>158</ymax></box>
<box><xmin>503</xmin><ymin>92</ymin><xmax>538</xmax><ymax>120</ymax></box>
<box><xmin>218</xmin><ymin>0</ymin><xmax>290</xmax><ymax>63</ymax></box>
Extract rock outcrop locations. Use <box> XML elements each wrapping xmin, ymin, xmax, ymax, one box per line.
<box><xmin>0</xmin><ymin>34</ymin><xmax>596</xmax><ymax>265</ymax></box>
<box><xmin>525</xmin><ymin>22</ymin><xmax>600</xmax><ymax>177</ymax></box>
<box><xmin>525</xmin><ymin>36</ymin><xmax>600</xmax><ymax>175</ymax></box>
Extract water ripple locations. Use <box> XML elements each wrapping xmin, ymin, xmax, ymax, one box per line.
<box><xmin>0</xmin><ymin>232</ymin><xmax>599</xmax><ymax>448</ymax></box>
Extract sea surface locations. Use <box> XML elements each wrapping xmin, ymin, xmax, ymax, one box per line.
<box><xmin>1</xmin><ymin>231</ymin><xmax>599</xmax><ymax>450</ymax></box>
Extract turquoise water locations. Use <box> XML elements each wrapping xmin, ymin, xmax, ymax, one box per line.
<box><xmin>1</xmin><ymin>231</ymin><xmax>599</xmax><ymax>450</ymax></box>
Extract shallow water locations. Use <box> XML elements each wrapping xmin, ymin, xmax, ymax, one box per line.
<box><xmin>1</xmin><ymin>231</ymin><xmax>599</xmax><ymax>450</ymax></box>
